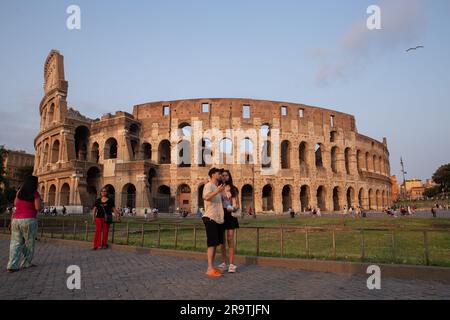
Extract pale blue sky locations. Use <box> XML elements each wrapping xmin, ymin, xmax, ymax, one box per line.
<box><xmin>0</xmin><ymin>0</ymin><xmax>449</xmax><ymax>180</ymax></box>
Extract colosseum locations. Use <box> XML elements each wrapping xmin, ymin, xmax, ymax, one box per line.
<box><xmin>34</xmin><ymin>50</ymin><xmax>392</xmax><ymax>215</ymax></box>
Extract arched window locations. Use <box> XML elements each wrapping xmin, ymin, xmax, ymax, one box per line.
<box><xmin>345</xmin><ymin>148</ymin><xmax>351</xmax><ymax>174</ymax></box>
<box><xmin>75</xmin><ymin>126</ymin><xmax>90</xmax><ymax>161</ymax></box>
<box><xmin>260</xmin><ymin>124</ymin><xmax>271</xmax><ymax>168</ymax></box>
<box><xmin>60</xmin><ymin>183</ymin><xmax>70</xmax><ymax>206</ymax></box>
<box><xmin>158</xmin><ymin>140</ymin><xmax>171</xmax><ymax>164</ymax></box>
<box><xmin>262</xmin><ymin>185</ymin><xmax>274</xmax><ymax>211</ymax></box>
<box><xmin>281</xmin><ymin>141</ymin><xmax>290</xmax><ymax>169</ymax></box>
<box><xmin>240</xmin><ymin>138</ymin><xmax>254</xmax><ymax>164</ymax></box>
<box><xmin>51</xmin><ymin>140</ymin><xmax>60</xmax><ymax>163</ymax></box>
<box><xmin>198</xmin><ymin>138</ymin><xmax>212</xmax><ymax>167</ymax></box>
<box><xmin>331</xmin><ymin>146</ymin><xmax>339</xmax><ymax>173</ymax></box>
<box><xmin>91</xmin><ymin>143</ymin><xmax>99</xmax><ymax>163</ymax></box>
<box><xmin>299</xmin><ymin>142</ymin><xmax>308</xmax><ymax>168</ymax></box>
<box><xmin>142</xmin><ymin>143</ymin><xmax>152</xmax><ymax>160</ymax></box>
<box><xmin>104</xmin><ymin>138</ymin><xmax>118</xmax><ymax>159</ymax></box>
<box><xmin>219</xmin><ymin>138</ymin><xmax>233</xmax><ymax>164</ymax></box>
<box><xmin>315</xmin><ymin>144</ymin><xmax>323</xmax><ymax>168</ymax></box>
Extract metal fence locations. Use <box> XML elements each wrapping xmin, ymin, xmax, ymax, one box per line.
<box><xmin>1</xmin><ymin>216</ymin><xmax>450</xmax><ymax>267</ymax></box>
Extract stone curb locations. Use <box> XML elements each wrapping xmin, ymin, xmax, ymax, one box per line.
<box><xmin>1</xmin><ymin>233</ymin><xmax>449</xmax><ymax>283</ymax></box>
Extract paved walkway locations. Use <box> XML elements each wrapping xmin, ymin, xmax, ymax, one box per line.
<box><xmin>1</xmin><ymin>239</ymin><xmax>449</xmax><ymax>300</ymax></box>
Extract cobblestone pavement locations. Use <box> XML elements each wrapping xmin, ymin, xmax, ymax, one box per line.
<box><xmin>1</xmin><ymin>239</ymin><xmax>449</xmax><ymax>300</ymax></box>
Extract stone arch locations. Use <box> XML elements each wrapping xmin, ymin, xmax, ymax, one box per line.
<box><xmin>158</xmin><ymin>140</ymin><xmax>171</xmax><ymax>164</ymax></box>
<box><xmin>177</xmin><ymin>184</ymin><xmax>191</xmax><ymax>213</ymax></box>
<box><xmin>316</xmin><ymin>186</ymin><xmax>327</xmax><ymax>211</ymax></box>
<box><xmin>281</xmin><ymin>140</ymin><xmax>291</xmax><ymax>169</ymax></box>
<box><xmin>177</xmin><ymin>140</ymin><xmax>191</xmax><ymax>167</ymax></box>
<box><xmin>282</xmin><ymin>185</ymin><xmax>292</xmax><ymax>212</ymax></box>
<box><xmin>51</xmin><ymin>140</ymin><xmax>60</xmax><ymax>163</ymax></box>
<box><xmin>240</xmin><ymin>138</ymin><xmax>254</xmax><ymax>164</ymax></box>
<box><xmin>241</xmin><ymin>184</ymin><xmax>254</xmax><ymax>213</ymax></box>
<box><xmin>48</xmin><ymin>103</ymin><xmax>55</xmax><ymax>124</ymax></box>
<box><xmin>345</xmin><ymin>148</ymin><xmax>351</xmax><ymax>174</ymax></box>
<box><xmin>357</xmin><ymin>150</ymin><xmax>363</xmax><ymax>172</ymax></box>
<box><xmin>299</xmin><ymin>141</ymin><xmax>308</xmax><ymax>169</ymax></box>
<box><xmin>48</xmin><ymin>184</ymin><xmax>56</xmax><ymax>206</ymax></box>
<box><xmin>315</xmin><ymin>144</ymin><xmax>324</xmax><ymax>168</ymax></box>
<box><xmin>104</xmin><ymin>138</ymin><xmax>118</xmax><ymax>160</ymax></box>
<box><xmin>347</xmin><ymin>187</ymin><xmax>356</xmax><ymax>208</ymax></box>
<box><xmin>332</xmin><ymin>186</ymin><xmax>341</xmax><ymax>211</ymax></box>
<box><xmin>376</xmin><ymin>190</ymin><xmax>382</xmax><ymax>210</ymax></box>
<box><xmin>368</xmin><ymin>189</ymin><xmax>375</xmax><ymax>210</ymax></box>
<box><xmin>87</xmin><ymin>167</ymin><xmax>101</xmax><ymax>205</ymax></box>
<box><xmin>358</xmin><ymin>188</ymin><xmax>365</xmax><ymax>208</ymax></box>
<box><xmin>43</xmin><ymin>143</ymin><xmax>49</xmax><ymax>166</ymax></box>
<box><xmin>262</xmin><ymin>184</ymin><xmax>274</xmax><ymax>211</ymax></box>
<box><xmin>60</xmin><ymin>183</ymin><xmax>70</xmax><ymax>206</ymax></box>
<box><xmin>365</xmin><ymin>152</ymin><xmax>370</xmax><ymax>171</ymax></box>
<box><xmin>198</xmin><ymin>138</ymin><xmax>212</xmax><ymax>167</ymax></box>
<box><xmin>129</xmin><ymin>123</ymin><xmax>140</xmax><ymax>136</ymax></box>
<box><xmin>75</xmin><ymin>126</ymin><xmax>90</xmax><ymax>161</ymax></box>
<box><xmin>142</xmin><ymin>143</ymin><xmax>152</xmax><ymax>160</ymax></box>
<box><xmin>91</xmin><ymin>142</ymin><xmax>100</xmax><ymax>163</ymax></box>
<box><xmin>331</xmin><ymin>146</ymin><xmax>339</xmax><ymax>173</ymax></box>
<box><xmin>300</xmin><ymin>185</ymin><xmax>310</xmax><ymax>212</ymax></box>
<box><xmin>219</xmin><ymin>138</ymin><xmax>233</xmax><ymax>164</ymax></box>
<box><xmin>121</xmin><ymin>183</ymin><xmax>136</xmax><ymax>209</ymax></box>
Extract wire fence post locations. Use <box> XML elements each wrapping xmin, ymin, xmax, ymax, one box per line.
<box><xmin>141</xmin><ymin>223</ymin><xmax>145</xmax><ymax>247</ymax></box>
<box><xmin>256</xmin><ymin>227</ymin><xmax>260</xmax><ymax>256</ymax></box>
<box><xmin>280</xmin><ymin>227</ymin><xmax>284</xmax><ymax>258</ymax></box>
<box><xmin>41</xmin><ymin>220</ymin><xmax>44</xmax><ymax>239</ymax></box>
<box><xmin>193</xmin><ymin>226</ymin><xmax>197</xmax><ymax>250</ymax></box>
<box><xmin>305</xmin><ymin>228</ymin><xmax>310</xmax><ymax>259</ymax></box>
<box><xmin>126</xmin><ymin>223</ymin><xmax>129</xmax><ymax>245</ymax></box>
<box><xmin>157</xmin><ymin>224</ymin><xmax>161</xmax><ymax>248</ymax></box>
<box><xmin>360</xmin><ymin>230</ymin><xmax>365</xmax><ymax>261</ymax></box>
<box><xmin>423</xmin><ymin>231</ymin><xmax>430</xmax><ymax>266</ymax></box>
<box><xmin>111</xmin><ymin>222</ymin><xmax>115</xmax><ymax>244</ymax></box>
<box><xmin>73</xmin><ymin>222</ymin><xmax>77</xmax><ymax>240</ymax></box>
<box><xmin>332</xmin><ymin>229</ymin><xmax>336</xmax><ymax>260</ymax></box>
<box><xmin>391</xmin><ymin>230</ymin><xmax>396</xmax><ymax>261</ymax></box>
<box><xmin>174</xmin><ymin>225</ymin><xmax>179</xmax><ymax>249</ymax></box>
<box><xmin>84</xmin><ymin>221</ymin><xmax>88</xmax><ymax>241</ymax></box>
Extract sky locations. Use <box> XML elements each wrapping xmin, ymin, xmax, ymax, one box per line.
<box><xmin>0</xmin><ymin>0</ymin><xmax>449</xmax><ymax>181</ymax></box>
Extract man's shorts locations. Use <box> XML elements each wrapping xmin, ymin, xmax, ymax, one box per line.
<box><xmin>202</xmin><ymin>217</ymin><xmax>225</xmax><ymax>247</ymax></box>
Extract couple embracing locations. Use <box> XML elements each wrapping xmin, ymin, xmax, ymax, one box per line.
<box><xmin>202</xmin><ymin>167</ymin><xmax>240</xmax><ymax>277</ymax></box>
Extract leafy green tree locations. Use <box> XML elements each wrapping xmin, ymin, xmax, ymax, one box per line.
<box><xmin>424</xmin><ymin>185</ymin><xmax>441</xmax><ymax>198</ymax></box>
<box><xmin>432</xmin><ymin>163</ymin><xmax>450</xmax><ymax>193</ymax></box>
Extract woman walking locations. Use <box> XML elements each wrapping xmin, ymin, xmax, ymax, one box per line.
<box><xmin>218</xmin><ymin>170</ymin><xmax>240</xmax><ymax>273</ymax></box>
<box><xmin>92</xmin><ymin>187</ymin><xmax>121</xmax><ymax>250</ymax></box>
<box><xmin>7</xmin><ymin>176</ymin><xmax>42</xmax><ymax>273</ymax></box>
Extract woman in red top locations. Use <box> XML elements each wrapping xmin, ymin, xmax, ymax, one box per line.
<box><xmin>7</xmin><ymin>176</ymin><xmax>42</xmax><ymax>273</ymax></box>
<box><xmin>92</xmin><ymin>187</ymin><xmax>121</xmax><ymax>250</ymax></box>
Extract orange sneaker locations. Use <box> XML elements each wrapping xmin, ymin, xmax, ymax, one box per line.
<box><xmin>205</xmin><ymin>269</ymin><xmax>222</xmax><ymax>277</ymax></box>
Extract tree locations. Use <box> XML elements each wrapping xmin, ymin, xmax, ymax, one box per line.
<box><xmin>432</xmin><ymin>163</ymin><xmax>450</xmax><ymax>193</ymax></box>
<box><xmin>424</xmin><ymin>185</ymin><xmax>441</xmax><ymax>199</ymax></box>
<box><xmin>16</xmin><ymin>165</ymin><xmax>34</xmax><ymax>183</ymax></box>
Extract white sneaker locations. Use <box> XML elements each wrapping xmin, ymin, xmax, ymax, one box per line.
<box><xmin>217</xmin><ymin>263</ymin><xmax>227</xmax><ymax>271</ymax></box>
<box><xmin>228</xmin><ymin>264</ymin><xmax>237</xmax><ymax>273</ymax></box>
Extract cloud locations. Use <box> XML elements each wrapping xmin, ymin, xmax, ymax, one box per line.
<box><xmin>312</xmin><ymin>0</ymin><xmax>427</xmax><ymax>85</ymax></box>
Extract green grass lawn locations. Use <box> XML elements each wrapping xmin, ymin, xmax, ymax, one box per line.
<box><xmin>1</xmin><ymin>214</ymin><xmax>450</xmax><ymax>267</ymax></box>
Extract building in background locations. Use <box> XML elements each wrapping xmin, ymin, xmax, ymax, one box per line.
<box><xmin>2</xmin><ymin>149</ymin><xmax>35</xmax><ymax>189</ymax></box>
<box><xmin>404</xmin><ymin>178</ymin><xmax>426</xmax><ymax>200</ymax></box>
<box><xmin>391</xmin><ymin>175</ymin><xmax>398</xmax><ymax>202</ymax></box>
<box><xmin>34</xmin><ymin>50</ymin><xmax>392</xmax><ymax>215</ymax></box>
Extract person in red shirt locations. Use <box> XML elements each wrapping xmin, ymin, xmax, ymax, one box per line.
<box><xmin>92</xmin><ymin>187</ymin><xmax>121</xmax><ymax>250</ymax></box>
<box><xmin>7</xmin><ymin>176</ymin><xmax>42</xmax><ymax>273</ymax></box>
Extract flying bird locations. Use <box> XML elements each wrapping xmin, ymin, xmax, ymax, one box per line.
<box><xmin>406</xmin><ymin>46</ymin><xmax>424</xmax><ymax>52</ymax></box>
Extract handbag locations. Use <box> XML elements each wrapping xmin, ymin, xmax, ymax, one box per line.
<box><xmin>100</xmin><ymin>203</ymin><xmax>113</xmax><ymax>224</ymax></box>
<box><xmin>231</xmin><ymin>207</ymin><xmax>242</xmax><ymax>218</ymax></box>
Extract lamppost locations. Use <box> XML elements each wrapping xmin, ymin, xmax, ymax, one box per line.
<box><xmin>400</xmin><ymin>157</ymin><xmax>407</xmax><ymax>200</ymax></box>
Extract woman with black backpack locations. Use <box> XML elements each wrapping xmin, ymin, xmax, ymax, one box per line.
<box><xmin>92</xmin><ymin>187</ymin><xmax>121</xmax><ymax>250</ymax></box>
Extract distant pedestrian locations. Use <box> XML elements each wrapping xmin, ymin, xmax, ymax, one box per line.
<box><xmin>62</xmin><ymin>205</ymin><xmax>67</xmax><ymax>216</ymax></box>
<box><xmin>431</xmin><ymin>207</ymin><xmax>437</xmax><ymax>218</ymax></box>
<box><xmin>7</xmin><ymin>176</ymin><xmax>42</xmax><ymax>273</ymax></box>
<box><xmin>144</xmin><ymin>208</ymin><xmax>148</xmax><ymax>221</ymax></box>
